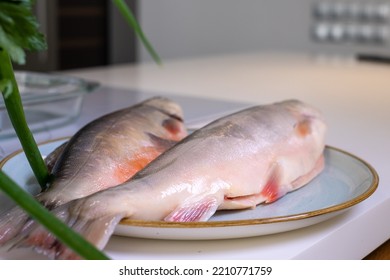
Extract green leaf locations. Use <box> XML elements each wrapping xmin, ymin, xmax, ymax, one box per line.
<box><xmin>0</xmin><ymin>78</ymin><xmax>12</xmax><ymax>98</ymax></box>
<box><xmin>0</xmin><ymin>0</ymin><xmax>47</xmax><ymax>64</ymax></box>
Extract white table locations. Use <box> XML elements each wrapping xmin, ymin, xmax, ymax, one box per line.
<box><xmin>1</xmin><ymin>52</ymin><xmax>389</xmax><ymax>259</ymax></box>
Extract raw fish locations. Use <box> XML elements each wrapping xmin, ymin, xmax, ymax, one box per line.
<box><xmin>0</xmin><ymin>97</ymin><xmax>187</xmax><ymax>245</ymax></box>
<box><xmin>9</xmin><ymin>99</ymin><xmax>326</xmax><ymax>259</ymax></box>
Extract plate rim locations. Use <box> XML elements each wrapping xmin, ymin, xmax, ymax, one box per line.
<box><xmin>0</xmin><ymin>139</ymin><xmax>379</xmax><ymax>229</ymax></box>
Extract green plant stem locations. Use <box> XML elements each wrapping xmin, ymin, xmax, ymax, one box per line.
<box><xmin>0</xmin><ymin>48</ymin><xmax>49</xmax><ymax>189</ymax></box>
<box><xmin>0</xmin><ymin>171</ymin><xmax>109</xmax><ymax>260</ymax></box>
<box><xmin>112</xmin><ymin>0</ymin><xmax>161</xmax><ymax>64</ymax></box>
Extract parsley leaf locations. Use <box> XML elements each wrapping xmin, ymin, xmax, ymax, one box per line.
<box><xmin>0</xmin><ymin>0</ymin><xmax>46</xmax><ymax>64</ymax></box>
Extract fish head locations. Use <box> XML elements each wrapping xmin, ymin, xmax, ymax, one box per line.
<box><xmin>144</xmin><ymin>97</ymin><xmax>188</xmax><ymax>141</ymax></box>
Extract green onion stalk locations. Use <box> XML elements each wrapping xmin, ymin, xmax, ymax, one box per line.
<box><xmin>0</xmin><ymin>49</ymin><xmax>49</xmax><ymax>188</ymax></box>
<box><xmin>0</xmin><ymin>0</ymin><xmax>160</xmax><ymax>259</ymax></box>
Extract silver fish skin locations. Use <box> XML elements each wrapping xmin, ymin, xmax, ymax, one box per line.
<box><xmin>39</xmin><ymin>97</ymin><xmax>187</xmax><ymax>207</ymax></box>
<box><xmin>0</xmin><ymin>97</ymin><xmax>187</xmax><ymax>245</ymax></box>
<box><xmin>15</xmin><ymin>99</ymin><xmax>326</xmax><ymax>259</ymax></box>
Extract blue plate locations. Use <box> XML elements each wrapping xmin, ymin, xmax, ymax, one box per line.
<box><xmin>0</xmin><ymin>139</ymin><xmax>379</xmax><ymax>240</ymax></box>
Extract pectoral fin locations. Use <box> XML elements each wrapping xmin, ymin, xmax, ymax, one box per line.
<box><xmin>164</xmin><ymin>196</ymin><xmax>220</xmax><ymax>222</ymax></box>
<box><xmin>147</xmin><ymin>133</ymin><xmax>178</xmax><ymax>152</ymax></box>
<box><xmin>260</xmin><ymin>164</ymin><xmax>287</xmax><ymax>203</ymax></box>
<box><xmin>44</xmin><ymin>141</ymin><xmax>68</xmax><ymax>173</ymax></box>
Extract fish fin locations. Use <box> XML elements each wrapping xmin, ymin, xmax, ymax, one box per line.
<box><xmin>294</xmin><ymin>118</ymin><xmax>312</xmax><ymax>137</ymax></box>
<box><xmin>10</xmin><ymin>202</ymin><xmax>123</xmax><ymax>260</ymax></box>
<box><xmin>0</xmin><ymin>206</ymin><xmax>31</xmax><ymax>246</ymax></box>
<box><xmin>220</xmin><ymin>193</ymin><xmax>265</xmax><ymax>210</ymax></box>
<box><xmin>147</xmin><ymin>133</ymin><xmax>178</xmax><ymax>152</ymax></box>
<box><xmin>44</xmin><ymin>141</ymin><xmax>68</xmax><ymax>173</ymax></box>
<box><xmin>260</xmin><ymin>164</ymin><xmax>286</xmax><ymax>203</ymax></box>
<box><xmin>164</xmin><ymin>196</ymin><xmax>219</xmax><ymax>222</ymax></box>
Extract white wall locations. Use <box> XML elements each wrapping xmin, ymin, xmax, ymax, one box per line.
<box><xmin>137</xmin><ymin>0</ymin><xmax>313</xmax><ymax>62</ymax></box>
<box><xmin>137</xmin><ymin>0</ymin><xmax>390</xmax><ymax>62</ymax></box>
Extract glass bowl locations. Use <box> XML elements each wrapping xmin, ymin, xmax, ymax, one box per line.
<box><xmin>0</xmin><ymin>71</ymin><xmax>99</xmax><ymax>138</ymax></box>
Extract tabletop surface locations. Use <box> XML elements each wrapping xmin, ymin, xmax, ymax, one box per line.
<box><xmin>1</xmin><ymin>52</ymin><xmax>389</xmax><ymax>259</ymax></box>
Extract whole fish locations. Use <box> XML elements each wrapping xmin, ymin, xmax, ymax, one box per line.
<box><xmin>0</xmin><ymin>97</ymin><xmax>187</xmax><ymax>245</ymax></box>
<box><xmin>12</xmin><ymin>99</ymin><xmax>326</xmax><ymax>259</ymax></box>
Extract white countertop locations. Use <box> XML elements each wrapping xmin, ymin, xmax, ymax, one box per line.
<box><xmin>1</xmin><ymin>52</ymin><xmax>390</xmax><ymax>259</ymax></box>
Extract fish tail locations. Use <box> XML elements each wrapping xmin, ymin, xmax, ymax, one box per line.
<box><xmin>0</xmin><ymin>206</ymin><xmax>31</xmax><ymax>246</ymax></box>
<box><xmin>11</xmin><ymin>201</ymin><xmax>123</xmax><ymax>260</ymax></box>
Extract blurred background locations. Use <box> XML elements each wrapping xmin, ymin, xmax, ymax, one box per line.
<box><xmin>17</xmin><ymin>0</ymin><xmax>390</xmax><ymax>71</ymax></box>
